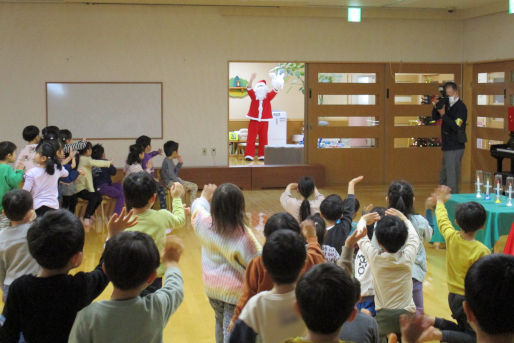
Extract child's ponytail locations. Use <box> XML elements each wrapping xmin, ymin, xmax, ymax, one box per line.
<box><xmin>298</xmin><ymin>176</ymin><xmax>315</xmax><ymax>222</ymax></box>
<box><xmin>387</xmin><ymin>180</ymin><xmax>415</xmax><ymax>217</ymax></box>
<box><xmin>36</xmin><ymin>141</ymin><xmax>59</xmax><ymax>175</ymax></box>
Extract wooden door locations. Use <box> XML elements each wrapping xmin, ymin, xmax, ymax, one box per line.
<box><xmin>306</xmin><ymin>63</ymin><xmax>385</xmax><ymax>185</ymax></box>
<box><xmin>385</xmin><ymin>63</ymin><xmax>462</xmax><ymax>183</ymax></box>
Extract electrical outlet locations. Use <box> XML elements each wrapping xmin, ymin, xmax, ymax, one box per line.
<box><xmin>202</xmin><ymin>147</ymin><xmax>207</xmax><ymax>155</ymax></box>
<box><xmin>211</xmin><ymin>147</ymin><xmax>216</xmax><ymax>155</ymax></box>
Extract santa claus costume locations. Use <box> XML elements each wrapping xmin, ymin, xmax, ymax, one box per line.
<box><xmin>244</xmin><ymin>75</ymin><xmax>283</xmax><ymax>161</ymax></box>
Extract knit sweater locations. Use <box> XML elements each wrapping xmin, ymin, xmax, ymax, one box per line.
<box><xmin>75</xmin><ymin>156</ymin><xmax>111</xmax><ymax>193</ymax></box>
<box><xmin>191</xmin><ymin>197</ymin><xmax>262</xmax><ymax>305</ymax></box>
<box><xmin>232</xmin><ymin>235</ymin><xmax>326</xmax><ymax>323</ymax></box>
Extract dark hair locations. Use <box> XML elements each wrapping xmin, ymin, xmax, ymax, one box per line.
<box><xmin>297</xmin><ymin>177</ymin><xmax>315</xmax><ymax>221</ymax></box>
<box><xmin>58</xmin><ymin>129</ymin><xmax>72</xmax><ymax>142</ymax></box>
<box><xmin>42</xmin><ymin>126</ymin><xmax>59</xmax><ymax>140</ymax></box>
<box><xmin>126</xmin><ymin>144</ymin><xmax>144</xmax><ymax>165</ymax></box>
<box><xmin>27</xmin><ymin>210</ymin><xmax>84</xmax><ymax>269</ymax></box>
<box><xmin>309</xmin><ymin>213</ymin><xmax>326</xmax><ymax>246</ymax></box>
<box><xmin>135</xmin><ymin>135</ymin><xmax>151</xmax><ymax>148</ymax></box>
<box><xmin>0</xmin><ymin>141</ymin><xmax>17</xmax><ymax>160</ymax></box>
<box><xmin>367</xmin><ymin>206</ymin><xmax>386</xmax><ymax>239</ymax></box>
<box><xmin>123</xmin><ymin>172</ymin><xmax>157</xmax><ymax>210</ymax></box>
<box><xmin>91</xmin><ymin>144</ymin><xmax>105</xmax><ymax>160</ymax></box>
<box><xmin>387</xmin><ymin>181</ymin><xmax>414</xmax><ymax>217</ymax></box>
<box><xmin>263</xmin><ymin>230</ymin><xmax>306</xmax><ymax>285</ymax></box>
<box><xmin>264</xmin><ymin>212</ymin><xmax>301</xmax><ymax>238</ymax></box>
<box><xmin>374</xmin><ymin>216</ymin><xmax>408</xmax><ymax>253</ymax></box>
<box><xmin>2</xmin><ymin>189</ymin><xmax>33</xmax><ymax>221</ymax></box>
<box><xmin>444</xmin><ymin>81</ymin><xmax>458</xmax><ymax>91</ymax></box>
<box><xmin>211</xmin><ymin>183</ymin><xmax>246</xmax><ymax>234</ymax></box>
<box><xmin>296</xmin><ymin>263</ymin><xmax>356</xmax><ymax>334</ymax></box>
<box><xmin>455</xmin><ymin>202</ymin><xmax>486</xmax><ymax>233</ymax></box>
<box><xmin>23</xmin><ymin>126</ymin><xmax>39</xmax><ymax>142</ymax></box>
<box><xmin>104</xmin><ymin>231</ymin><xmax>160</xmax><ymax>290</ymax></box>
<box><xmin>163</xmin><ymin>140</ymin><xmax>179</xmax><ymax>157</ymax></box>
<box><xmin>35</xmin><ymin>141</ymin><xmax>62</xmax><ymax>175</ymax></box>
<box><xmin>74</xmin><ymin>141</ymin><xmax>92</xmax><ymax>167</ymax></box>
<box><xmin>465</xmin><ymin>254</ymin><xmax>514</xmax><ymax>335</ymax></box>
<box><xmin>354</xmin><ymin>198</ymin><xmax>361</xmax><ymax>214</ymax></box>
<box><xmin>320</xmin><ymin>194</ymin><xmax>344</xmax><ymax>221</ymax></box>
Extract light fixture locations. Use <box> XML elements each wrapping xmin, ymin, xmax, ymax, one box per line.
<box><xmin>348</xmin><ymin>7</ymin><xmax>362</xmax><ymax>22</ymax></box>
<box><xmin>510</xmin><ymin>0</ymin><xmax>514</xmax><ymax>14</ymax></box>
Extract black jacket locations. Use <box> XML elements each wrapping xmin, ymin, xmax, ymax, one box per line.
<box><xmin>432</xmin><ymin>99</ymin><xmax>467</xmax><ymax>151</ymax></box>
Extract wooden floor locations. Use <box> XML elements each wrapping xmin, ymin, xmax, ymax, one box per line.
<box><xmin>1</xmin><ymin>183</ymin><xmax>478</xmax><ymax>342</ymax></box>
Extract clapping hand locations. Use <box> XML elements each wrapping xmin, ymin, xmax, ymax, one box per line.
<box><xmin>107</xmin><ymin>208</ymin><xmax>137</xmax><ymax>238</ymax></box>
<box><xmin>385</xmin><ymin>208</ymin><xmax>408</xmax><ymax>221</ymax></box>
<box><xmin>201</xmin><ymin>184</ymin><xmax>217</xmax><ymax>203</ymax></box>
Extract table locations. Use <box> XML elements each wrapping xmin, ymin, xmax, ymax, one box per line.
<box><xmin>430</xmin><ymin>193</ymin><xmax>514</xmax><ymax>249</ymax></box>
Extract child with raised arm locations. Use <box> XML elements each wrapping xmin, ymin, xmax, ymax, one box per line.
<box><xmin>136</xmin><ymin>135</ymin><xmax>167</xmax><ymax>209</ymax></box>
<box><xmin>68</xmin><ymin>234</ymin><xmax>185</xmax><ymax>343</ymax></box>
<box><xmin>15</xmin><ymin>125</ymin><xmax>40</xmax><ymax>172</ymax></box>
<box><xmin>280</xmin><ymin>176</ymin><xmax>325</xmax><ymax>222</ymax></box>
<box><xmin>0</xmin><ymin>208</ymin><xmax>136</xmax><ymax>343</ymax></box>
<box><xmin>0</xmin><ymin>142</ymin><xmax>24</xmax><ymax>229</ymax></box>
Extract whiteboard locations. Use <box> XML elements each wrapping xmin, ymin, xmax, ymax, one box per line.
<box><xmin>46</xmin><ymin>82</ymin><xmax>162</xmax><ymax>139</ymax></box>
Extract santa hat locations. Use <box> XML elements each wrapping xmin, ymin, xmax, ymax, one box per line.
<box><xmin>255</xmin><ymin>80</ymin><xmax>267</xmax><ymax>86</ymax></box>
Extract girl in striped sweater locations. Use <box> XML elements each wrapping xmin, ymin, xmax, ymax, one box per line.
<box><xmin>191</xmin><ymin>183</ymin><xmax>262</xmax><ymax>343</ymax></box>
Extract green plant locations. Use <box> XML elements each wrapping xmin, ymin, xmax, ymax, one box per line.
<box><xmin>269</xmin><ymin>63</ymin><xmax>305</xmax><ymax>94</ymax></box>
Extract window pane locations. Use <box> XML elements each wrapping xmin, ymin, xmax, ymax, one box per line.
<box><xmin>318</xmin><ymin>116</ymin><xmax>378</xmax><ymax>127</ymax></box>
<box><xmin>394</xmin><ymin>95</ymin><xmax>426</xmax><ymax>105</ymax></box>
<box><xmin>477</xmin><ymin>95</ymin><xmax>504</xmax><ymax>106</ymax></box>
<box><xmin>394</xmin><ymin>116</ymin><xmax>436</xmax><ymax>126</ymax></box>
<box><xmin>318</xmin><ymin>95</ymin><xmax>376</xmax><ymax>105</ymax></box>
<box><xmin>476</xmin><ymin>117</ymin><xmax>504</xmax><ymax>129</ymax></box>
<box><xmin>477</xmin><ymin>138</ymin><xmax>504</xmax><ymax>150</ymax></box>
<box><xmin>395</xmin><ymin>73</ymin><xmax>454</xmax><ymax>84</ymax></box>
<box><xmin>477</xmin><ymin>72</ymin><xmax>505</xmax><ymax>83</ymax></box>
<box><xmin>394</xmin><ymin>137</ymin><xmax>441</xmax><ymax>148</ymax></box>
<box><xmin>318</xmin><ymin>73</ymin><xmax>376</xmax><ymax>83</ymax></box>
<box><xmin>317</xmin><ymin>138</ymin><xmax>376</xmax><ymax>149</ymax></box>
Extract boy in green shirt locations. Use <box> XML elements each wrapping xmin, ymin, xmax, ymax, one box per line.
<box><xmin>123</xmin><ymin>171</ymin><xmax>185</xmax><ymax>296</ymax></box>
<box><xmin>0</xmin><ymin>141</ymin><xmax>25</xmax><ymax>229</ymax></box>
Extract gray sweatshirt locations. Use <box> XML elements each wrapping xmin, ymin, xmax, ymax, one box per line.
<box><xmin>161</xmin><ymin>158</ymin><xmax>183</xmax><ymax>186</ymax></box>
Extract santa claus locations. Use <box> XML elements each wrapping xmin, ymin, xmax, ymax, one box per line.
<box><xmin>244</xmin><ymin>72</ymin><xmax>285</xmax><ymax>161</ymax></box>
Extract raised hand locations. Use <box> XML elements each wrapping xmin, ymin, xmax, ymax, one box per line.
<box><xmin>158</xmin><ymin>148</ymin><xmax>163</xmax><ymax>155</ymax></box>
<box><xmin>287</xmin><ymin>183</ymin><xmax>298</xmax><ymax>191</ymax></box>
<box><xmin>300</xmin><ymin>219</ymin><xmax>317</xmax><ymax>240</ymax></box>
<box><xmin>349</xmin><ymin>176</ymin><xmax>364</xmax><ymax>185</ymax></box>
<box><xmin>177</xmin><ymin>155</ymin><xmax>184</xmax><ymax>164</ymax></box>
<box><xmin>201</xmin><ymin>184</ymin><xmax>217</xmax><ymax>203</ymax></box>
<box><xmin>433</xmin><ymin>185</ymin><xmax>452</xmax><ymax>203</ymax></box>
<box><xmin>345</xmin><ymin>225</ymin><xmax>368</xmax><ymax>247</ymax></box>
<box><xmin>361</xmin><ymin>212</ymin><xmax>381</xmax><ymax>226</ymax></box>
<box><xmin>162</xmin><ymin>235</ymin><xmax>184</xmax><ymax>264</ymax></box>
<box><xmin>363</xmin><ymin>203</ymin><xmax>374</xmax><ymax>214</ymax></box>
<box><xmin>385</xmin><ymin>208</ymin><xmax>408</xmax><ymax>221</ymax></box>
<box><xmin>170</xmin><ymin>182</ymin><xmax>185</xmax><ymax>199</ymax></box>
<box><xmin>107</xmin><ymin>208</ymin><xmax>137</xmax><ymax>237</ymax></box>
<box><xmin>425</xmin><ymin>195</ymin><xmax>437</xmax><ymax>209</ymax></box>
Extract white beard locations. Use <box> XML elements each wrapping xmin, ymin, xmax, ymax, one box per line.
<box><xmin>254</xmin><ymin>85</ymin><xmax>269</xmax><ymax>101</ymax></box>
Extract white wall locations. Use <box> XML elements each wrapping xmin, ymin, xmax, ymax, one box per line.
<box><xmin>463</xmin><ymin>12</ymin><xmax>514</xmax><ymax>62</ymax></box>
<box><xmin>0</xmin><ymin>3</ymin><xmax>464</xmax><ymax>167</ymax></box>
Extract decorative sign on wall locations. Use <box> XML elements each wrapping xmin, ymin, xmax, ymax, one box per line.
<box><xmin>229</xmin><ymin>76</ymin><xmax>249</xmax><ymax>98</ymax></box>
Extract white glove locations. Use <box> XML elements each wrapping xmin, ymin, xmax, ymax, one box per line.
<box><xmin>270</xmin><ymin>72</ymin><xmax>285</xmax><ymax>91</ymax></box>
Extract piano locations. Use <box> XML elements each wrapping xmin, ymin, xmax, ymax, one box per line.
<box><xmin>490</xmin><ymin>134</ymin><xmax>514</xmax><ymax>180</ymax></box>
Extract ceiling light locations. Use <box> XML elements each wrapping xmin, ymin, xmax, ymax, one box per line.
<box><xmin>348</xmin><ymin>7</ymin><xmax>361</xmax><ymax>22</ymax></box>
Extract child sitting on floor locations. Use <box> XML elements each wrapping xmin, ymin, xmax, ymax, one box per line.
<box><xmin>309</xmin><ymin>213</ymin><xmax>339</xmax><ymax>263</ymax></box>
<box><xmin>280</xmin><ymin>176</ymin><xmax>325</xmax><ymax>223</ymax></box>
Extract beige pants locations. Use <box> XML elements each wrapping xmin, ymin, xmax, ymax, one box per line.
<box><xmin>168</xmin><ymin>180</ymin><xmax>198</xmax><ymax>206</ymax></box>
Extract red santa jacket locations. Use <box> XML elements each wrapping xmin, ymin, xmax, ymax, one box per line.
<box><xmin>246</xmin><ymin>88</ymin><xmax>277</xmax><ymax>122</ymax></box>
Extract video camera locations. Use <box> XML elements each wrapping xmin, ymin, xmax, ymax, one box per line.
<box><xmin>421</xmin><ymin>86</ymin><xmax>449</xmax><ymax>110</ymax></box>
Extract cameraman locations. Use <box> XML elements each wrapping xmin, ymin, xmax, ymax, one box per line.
<box><xmin>432</xmin><ymin>82</ymin><xmax>467</xmax><ymax>193</ymax></box>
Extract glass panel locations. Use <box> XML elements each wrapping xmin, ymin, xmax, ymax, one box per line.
<box><xmin>318</xmin><ymin>73</ymin><xmax>376</xmax><ymax>83</ymax></box>
<box><xmin>318</xmin><ymin>95</ymin><xmax>376</xmax><ymax>105</ymax></box>
<box><xmin>394</xmin><ymin>116</ymin><xmax>436</xmax><ymax>126</ymax></box>
<box><xmin>511</xmin><ymin>95</ymin><xmax>514</xmax><ymax>106</ymax></box>
<box><xmin>476</xmin><ymin>138</ymin><xmax>504</xmax><ymax>150</ymax></box>
<box><xmin>394</xmin><ymin>95</ymin><xmax>425</xmax><ymax>105</ymax></box>
<box><xmin>394</xmin><ymin>137</ymin><xmax>441</xmax><ymax>148</ymax></box>
<box><xmin>477</xmin><ymin>95</ymin><xmax>504</xmax><ymax>106</ymax></box>
<box><xmin>476</xmin><ymin>117</ymin><xmax>504</xmax><ymax>129</ymax></box>
<box><xmin>317</xmin><ymin>138</ymin><xmax>376</xmax><ymax>149</ymax></box>
<box><xmin>477</xmin><ymin>72</ymin><xmax>505</xmax><ymax>83</ymax></box>
<box><xmin>394</xmin><ymin>73</ymin><xmax>454</xmax><ymax>84</ymax></box>
<box><xmin>318</xmin><ymin>116</ymin><xmax>378</xmax><ymax>127</ymax></box>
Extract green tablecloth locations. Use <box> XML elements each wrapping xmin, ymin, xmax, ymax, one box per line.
<box><xmin>431</xmin><ymin>193</ymin><xmax>514</xmax><ymax>249</ymax></box>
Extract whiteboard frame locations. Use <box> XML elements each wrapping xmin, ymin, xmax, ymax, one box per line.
<box><xmin>45</xmin><ymin>81</ymin><xmax>163</xmax><ymax>140</ymax></box>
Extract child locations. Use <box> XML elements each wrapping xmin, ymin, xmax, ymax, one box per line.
<box><xmin>191</xmin><ymin>183</ymin><xmax>262</xmax><ymax>343</ymax></box>
<box><xmin>91</xmin><ymin>144</ymin><xmax>125</xmax><ymax>215</ymax></box>
<box><xmin>68</xmin><ymin>233</ymin><xmax>185</xmax><ymax>343</ymax></box>
<box><xmin>136</xmin><ymin>135</ymin><xmax>167</xmax><ymax>209</ymax></box>
<box><xmin>351</xmin><ymin>198</ymin><xmax>361</xmax><ymax>231</ymax></box>
<box><xmin>41</xmin><ymin>126</ymin><xmax>60</xmax><ymax>140</ymax></box>
<box><xmin>0</xmin><ymin>190</ymin><xmax>41</xmax><ymax>300</ymax></box>
<box><xmin>15</xmin><ymin>125</ymin><xmax>40</xmax><ymax>172</ymax></box>
<box><xmin>356</xmin><ymin>209</ymin><xmax>420</xmax><ymax>342</ymax></box>
<box><xmin>386</xmin><ymin>181</ymin><xmax>433</xmax><ymax>314</ymax></box>
<box><xmin>124</xmin><ymin>144</ymin><xmax>147</xmax><ymax>177</ymax></box>
<box><xmin>319</xmin><ymin>176</ymin><xmax>363</xmax><ymax>254</ymax></box>
<box><xmin>309</xmin><ymin>213</ymin><xmax>340</xmax><ymax>263</ymax></box>
<box><xmin>58</xmin><ymin>144</ymin><xmax>82</xmax><ymax>214</ymax></box>
<box><xmin>230</xmin><ymin>229</ymin><xmax>308</xmax><ymax>342</ymax></box>
<box><xmin>74</xmin><ymin>142</ymin><xmax>112</xmax><ymax>229</ymax></box>
<box><xmin>339</xmin><ymin>277</ymin><xmax>380</xmax><ymax>343</ymax></box>
<box><xmin>231</xmin><ymin>213</ymin><xmax>325</xmax><ymax>327</ymax></box>
<box><xmin>58</xmin><ymin>129</ymin><xmax>87</xmax><ymax>155</ymax></box>
<box><xmin>0</xmin><ymin>141</ymin><xmax>24</xmax><ymax>229</ymax></box>
<box><xmin>0</xmin><ymin>208</ymin><xmax>136</xmax><ymax>342</ymax></box>
<box><xmin>284</xmin><ymin>263</ymin><xmax>357</xmax><ymax>343</ymax></box>
<box><xmin>123</xmin><ymin>172</ymin><xmax>185</xmax><ymax>296</ymax></box>
<box><xmin>22</xmin><ymin>141</ymin><xmax>68</xmax><ymax>217</ymax></box>
<box><xmin>162</xmin><ymin>140</ymin><xmax>198</xmax><ymax>206</ymax></box>
<box><xmin>424</xmin><ymin>185</ymin><xmax>490</xmax><ymax>343</ymax></box>
<box><xmin>280</xmin><ymin>177</ymin><xmax>325</xmax><ymax>222</ymax></box>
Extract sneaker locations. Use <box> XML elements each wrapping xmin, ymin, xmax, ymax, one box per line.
<box><xmin>258</xmin><ymin>156</ymin><xmax>265</xmax><ymax>161</ymax></box>
<box><xmin>245</xmin><ymin>156</ymin><xmax>254</xmax><ymax>161</ymax></box>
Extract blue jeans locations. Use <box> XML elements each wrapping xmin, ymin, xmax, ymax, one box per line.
<box><xmin>208</xmin><ymin>298</ymin><xmax>235</xmax><ymax>343</ymax></box>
